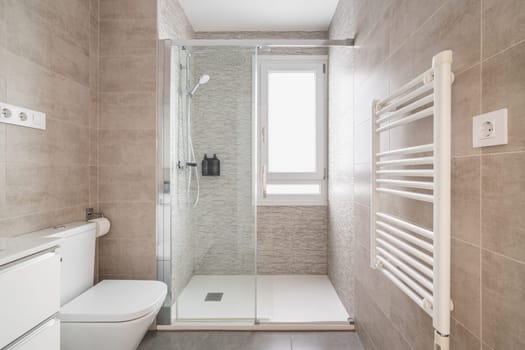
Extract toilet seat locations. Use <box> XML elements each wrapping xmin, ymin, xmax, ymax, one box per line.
<box><xmin>60</xmin><ymin>280</ymin><xmax>167</xmax><ymax>323</ymax></box>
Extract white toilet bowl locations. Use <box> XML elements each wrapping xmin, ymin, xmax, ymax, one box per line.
<box><xmin>60</xmin><ymin>280</ymin><xmax>167</xmax><ymax>350</ymax></box>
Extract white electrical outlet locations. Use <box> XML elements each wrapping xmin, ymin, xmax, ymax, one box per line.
<box><xmin>0</xmin><ymin>102</ymin><xmax>46</xmax><ymax>130</ymax></box>
<box><xmin>472</xmin><ymin>108</ymin><xmax>508</xmax><ymax>148</ymax></box>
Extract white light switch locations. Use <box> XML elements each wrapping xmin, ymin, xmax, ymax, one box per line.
<box><xmin>472</xmin><ymin>108</ymin><xmax>508</xmax><ymax>148</ymax></box>
<box><xmin>0</xmin><ymin>102</ymin><xmax>46</xmax><ymax>130</ymax></box>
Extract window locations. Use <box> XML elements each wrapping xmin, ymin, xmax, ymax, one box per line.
<box><xmin>257</xmin><ymin>56</ymin><xmax>327</xmax><ymax>205</ymax></box>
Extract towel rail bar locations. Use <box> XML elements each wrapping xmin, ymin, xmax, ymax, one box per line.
<box><xmin>370</xmin><ymin>50</ymin><xmax>453</xmax><ymax>348</ymax></box>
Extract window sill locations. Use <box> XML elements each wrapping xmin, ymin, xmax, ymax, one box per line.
<box><xmin>257</xmin><ymin>199</ymin><xmax>328</xmax><ymax>207</ymax></box>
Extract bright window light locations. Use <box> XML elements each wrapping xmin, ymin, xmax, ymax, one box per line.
<box><xmin>267</xmin><ymin>72</ymin><xmax>317</xmax><ymax>173</ymax></box>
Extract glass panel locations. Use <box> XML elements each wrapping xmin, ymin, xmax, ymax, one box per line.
<box><xmin>268</xmin><ymin>71</ymin><xmax>317</xmax><ymax>173</ymax></box>
<box><xmin>266</xmin><ymin>184</ymin><xmax>321</xmax><ymax>195</ymax></box>
<box><xmin>168</xmin><ymin>46</ymin><xmax>257</xmax><ymax>324</ymax></box>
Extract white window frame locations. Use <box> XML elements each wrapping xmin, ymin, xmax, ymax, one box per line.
<box><xmin>257</xmin><ymin>55</ymin><xmax>328</xmax><ymax>206</ymax></box>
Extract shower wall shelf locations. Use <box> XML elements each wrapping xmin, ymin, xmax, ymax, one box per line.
<box><xmin>370</xmin><ymin>50</ymin><xmax>454</xmax><ymax>349</ymax></box>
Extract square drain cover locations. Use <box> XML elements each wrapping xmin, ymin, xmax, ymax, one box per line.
<box><xmin>205</xmin><ymin>292</ymin><xmax>223</xmax><ymax>302</ymax></box>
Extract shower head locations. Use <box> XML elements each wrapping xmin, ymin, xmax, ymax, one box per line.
<box><xmin>189</xmin><ymin>74</ymin><xmax>210</xmax><ymax>96</ymax></box>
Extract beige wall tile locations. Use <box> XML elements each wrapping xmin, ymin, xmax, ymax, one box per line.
<box><xmin>98</xmin><ymin>236</ymin><xmax>156</xmax><ymax>279</ymax></box>
<box><xmin>57</xmin><ymin>121</ymin><xmax>90</xmax><ymax>164</ymax></box>
<box><xmin>331</xmin><ymin>0</ymin><xmax>524</xmax><ymax>347</ymax></box>
<box><xmin>388</xmin><ymin>0</ymin><xmax>445</xmax><ymax>54</ymax></box>
<box><xmin>89</xmin><ymin>165</ymin><xmax>98</xmax><ymax>204</ymax></box>
<box><xmin>389</xmin><ymin>283</ymin><xmax>434</xmax><ymax>349</ymax></box>
<box><xmin>5</xmin><ymin>119</ymin><xmax>60</xmax><ymax>165</ymax></box>
<box><xmin>98</xmin><ymin>202</ymin><xmax>155</xmax><ymax>240</ymax></box>
<box><xmin>100</xmin><ymin>0</ymin><xmax>157</xmax><ymax>20</ymax></box>
<box><xmin>354</xmin><ymin>14</ymin><xmax>390</xmax><ymax>87</ymax></box>
<box><xmin>0</xmin><ymin>162</ymin><xmax>5</xmax><ymax>217</ymax></box>
<box><xmin>99</xmin><ymin>92</ymin><xmax>156</xmax><ymax>130</ymax></box>
<box><xmin>354</xmin><ymin>246</ymin><xmax>391</xmax><ymax>317</ymax></box>
<box><xmin>100</xmin><ymin>19</ymin><xmax>157</xmax><ymax>56</ymax></box>
<box><xmin>5</xmin><ymin>52</ymin><xmax>55</xmax><ymax>113</ymax></box>
<box><xmin>354</xmin><ymin>163</ymin><xmax>370</xmax><ymax>207</ymax></box>
<box><xmin>99</xmin><ymin>55</ymin><xmax>156</xmax><ymax>92</ymax></box>
<box><xmin>0</xmin><ymin>211</ymin><xmax>55</xmax><ymax>237</ymax></box>
<box><xmin>353</xmin><ymin>202</ymin><xmax>369</xmax><ymax>250</ymax></box>
<box><xmin>355</xmin><ymin>282</ymin><xmax>412</xmax><ymax>350</ymax></box>
<box><xmin>452</xmin><ymin>65</ymin><xmax>481</xmax><ymax>157</ymax></box>
<box><xmin>482</xmin><ymin>0</ymin><xmax>525</xmax><ymax>59</ymax></box>
<box><xmin>482</xmin><ymin>250</ymin><xmax>525</xmax><ymax>349</ymax></box>
<box><xmin>0</xmin><ymin>49</ymin><xmax>6</xmax><ymax>101</ymax></box>
<box><xmin>481</xmin><ymin>153</ymin><xmax>525</xmax><ymax>262</ymax></box>
<box><xmin>450</xmin><ymin>318</ymin><xmax>481</xmax><ymax>350</ymax></box>
<box><xmin>98</xmin><ymin>165</ymin><xmax>155</xmax><ymax>202</ymax></box>
<box><xmin>4</xmin><ymin>0</ymin><xmax>53</xmax><ymax>70</ymax></box>
<box><xmin>352</xmin><ymin>0</ymin><xmax>389</xmax><ymax>44</ymax></box>
<box><xmin>51</xmin><ymin>35</ymin><xmax>90</xmax><ymax>85</ymax></box>
<box><xmin>0</xmin><ymin>0</ymin><xmax>6</xmax><ymax>49</ymax></box>
<box><xmin>482</xmin><ymin>41</ymin><xmax>525</xmax><ymax>153</ymax></box>
<box><xmin>51</xmin><ymin>74</ymin><xmax>91</xmax><ymax>125</ymax></box>
<box><xmin>452</xmin><ymin>157</ymin><xmax>481</xmax><ymax>245</ymax></box>
<box><xmin>54</xmin><ymin>0</ymin><xmax>90</xmax><ymax>52</ymax></box>
<box><xmin>0</xmin><ymin>0</ymin><xmax>95</xmax><ymax>238</ymax></box>
<box><xmin>451</xmin><ymin>238</ymin><xmax>481</xmax><ymax>337</ymax></box>
<box><xmin>0</xmin><ymin>125</ymin><xmax>5</xmax><ymax>162</ymax></box>
<box><xmin>387</xmin><ymin>0</ymin><xmax>480</xmax><ymax>90</ymax></box>
<box><xmin>4</xmin><ymin>163</ymin><xmax>54</xmax><ymax>217</ymax></box>
<box><xmin>98</xmin><ymin>129</ymin><xmax>156</xmax><ymax>166</ymax></box>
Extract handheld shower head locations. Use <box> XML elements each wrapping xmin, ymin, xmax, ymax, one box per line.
<box><xmin>189</xmin><ymin>74</ymin><xmax>210</xmax><ymax>96</ymax></box>
<box><xmin>199</xmin><ymin>74</ymin><xmax>210</xmax><ymax>84</ymax></box>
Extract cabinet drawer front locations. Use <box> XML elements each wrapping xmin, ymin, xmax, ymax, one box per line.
<box><xmin>0</xmin><ymin>253</ymin><xmax>60</xmax><ymax>348</ymax></box>
<box><xmin>6</xmin><ymin>319</ymin><xmax>60</xmax><ymax>350</ymax></box>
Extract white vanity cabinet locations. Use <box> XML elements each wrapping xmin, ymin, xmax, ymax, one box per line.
<box><xmin>0</xmin><ymin>244</ymin><xmax>61</xmax><ymax>350</ymax></box>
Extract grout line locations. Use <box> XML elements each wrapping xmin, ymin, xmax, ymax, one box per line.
<box><xmin>478</xmin><ymin>149</ymin><xmax>525</xmax><ymax>157</ymax></box>
<box><xmin>452</xmin><ymin>236</ymin><xmax>481</xmax><ymax>249</ymax></box>
<box><xmin>451</xmin><ymin>316</ymin><xmax>482</xmax><ymax>343</ymax></box>
<box><xmin>481</xmin><ymin>247</ymin><xmax>525</xmax><ymax>266</ymax></box>
<box><xmin>357</xmin><ymin>0</ymin><xmax>451</xmax><ymax>89</ymax></box>
<box><xmin>481</xmin><ymin>36</ymin><xmax>525</xmax><ymax>63</ymax></box>
<box><xmin>452</xmin><ymin>154</ymin><xmax>481</xmax><ymax>160</ymax></box>
<box><xmin>387</xmin><ymin>0</ymin><xmax>451</xmax><ymax>61</ymax></box>
<box><xmin>358</xmin><ymin>322</ymin><xmax>379</xmax><ymax>350</ymax></box>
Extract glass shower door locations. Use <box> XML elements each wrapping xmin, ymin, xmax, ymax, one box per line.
<box><xmin>169</xmin><ymin>45</ymin><xmax>258</xmax><ymax>323</ymax></box>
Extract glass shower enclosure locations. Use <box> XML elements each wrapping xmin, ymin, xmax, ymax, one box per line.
<box><xmin>157</xmin><ymin>41</ymin><xmax>258</xmax><ymax>324</ymax></box>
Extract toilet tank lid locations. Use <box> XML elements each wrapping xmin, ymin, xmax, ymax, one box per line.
<box><xmin>60</xmin><ymin>280</ymin><xmax>167</xmax><ymax>323</ymax></box>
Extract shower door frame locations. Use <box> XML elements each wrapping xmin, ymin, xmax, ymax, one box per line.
<box><xmin>155</xmin><ymin>39</ymin><xmax>355</xmax><ymax>331</ymax></box>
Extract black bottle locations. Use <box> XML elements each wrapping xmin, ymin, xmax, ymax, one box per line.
<box><xmin>209</xmin><ymin>154</ymin><xmax>220</xmax><ymax>176</ymax></box>
<box><xmin>202</xmin><ymin>154</ymin><xmax>209</xmax><ymax>176</ymax></box>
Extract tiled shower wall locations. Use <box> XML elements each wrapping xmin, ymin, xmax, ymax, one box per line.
<box><xmin>187</xmin><ymin>31</ymin><xmax>331</xmax><ymax>276</ymax></box>
<box><xmin>189</xmin><ymin>46</ymin><xmax>256</xmax><ymax>275</ymax></box>
<box><xmin>329</xmin><ymin>0</ymin><xmax>525</xmax><ymax>349</ymax></box>
<box><xmin>0</xmin><ymin>0</ymin><xmax>99</xmax><ymax>236</ymax></box>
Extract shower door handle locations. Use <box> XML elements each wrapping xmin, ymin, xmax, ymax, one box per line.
<box><xmin>262</xmin><ymin>166</ymin><xmax>267</xmax><ymax>198</ymax></box>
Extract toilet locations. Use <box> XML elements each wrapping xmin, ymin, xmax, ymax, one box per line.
<box><xmin>23</xmin><ymin>222</ymin><xmax>167</xmax><ymax>350</ymax></box>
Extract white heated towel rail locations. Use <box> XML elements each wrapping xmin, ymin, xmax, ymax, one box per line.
<box><xmin>370</xmin><ymin>50</ymin><xmax>454</xmax><ymax>349</ymax></box>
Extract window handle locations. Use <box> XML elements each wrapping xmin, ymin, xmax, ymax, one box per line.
<box><xmin>262</xmin><ymin>165</ymin><xmax>267</xmax><ymax>198</ymax></box>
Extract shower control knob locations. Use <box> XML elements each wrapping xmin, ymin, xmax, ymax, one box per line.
<box><xmin>1</xmin><ymin>107</ymin><xmax>11</xmax><ymax>118</ymax></box>
<box><xmin>19</xmin><ymin>112</ymin><xmax>28</xmax><ymax>121</ymax></box>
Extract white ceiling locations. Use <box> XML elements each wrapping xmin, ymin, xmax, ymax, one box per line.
<box><xmin>178</xmin><ymin>0</ymin><xmax>340</xmax><ymax>32</ymax></box>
